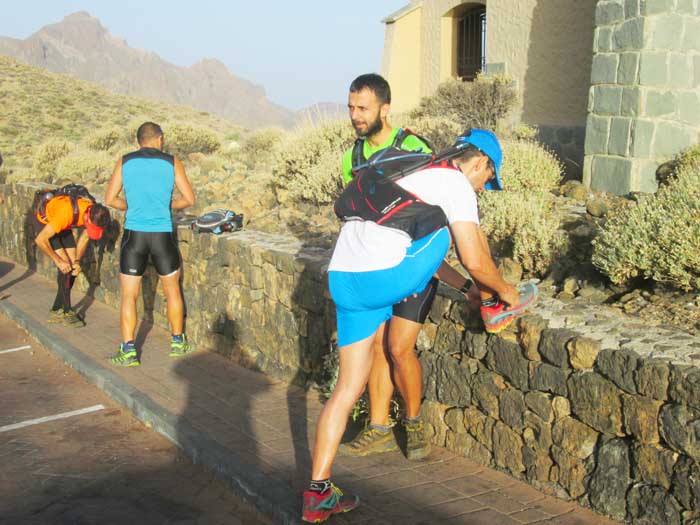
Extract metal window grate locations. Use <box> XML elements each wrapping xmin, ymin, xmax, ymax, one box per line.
<box><xmin>457</xmin><ymin>7</ymin><xmax>486</xmax><ymax>81</ymax></box>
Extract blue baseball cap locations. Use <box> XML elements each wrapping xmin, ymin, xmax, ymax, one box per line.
<box><xmin>455</xmin><ymin>129</ymin><xmax>503</xmax><ymax>190</ymax></box>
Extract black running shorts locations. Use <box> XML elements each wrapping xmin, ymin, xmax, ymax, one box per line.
<box><xmin>33</xmin><ymin>216</ymin><xmax>76</xmax><ymax>251</ymax></box>
<box><xmin>119</xmin><ymin>229</ymin><xmax>181</xmax><ymax>277</ymax></box>
<box><xmin>392</xmin><ymin>277</ymin><xmax>438</xmax><ymax>324</ymax></box>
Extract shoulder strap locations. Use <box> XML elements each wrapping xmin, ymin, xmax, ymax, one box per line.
<box><xmin>350</xmin><ymin>138</ymin><xmax>366</xmax><ymax>171</ymax></box>
<box><xmin>394</xmin><ymin>127</ymin><xmax>435</xmax><ymax>153</ymax></box>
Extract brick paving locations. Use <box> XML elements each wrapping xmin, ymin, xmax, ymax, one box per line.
<box><xmin>0</xmin><ymin>258</ymin><xmax>620</xmax><ymax>524</ymax></box>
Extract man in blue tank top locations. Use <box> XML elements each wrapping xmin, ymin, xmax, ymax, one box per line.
<box><xmin>104</xmin><ymin>122</ymin><xmax>196</xmax><ymax>367</ymax></box>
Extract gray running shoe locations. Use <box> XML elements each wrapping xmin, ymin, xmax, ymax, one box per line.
<box><xmin>338</xmin><ymin>426</ymin><xmax>398</xmax><ymax>457</ymax></box>
<box><xmin>62</xmin><ymin>310</ymin><xmax>86</xmax><ymax>328</ymax></box>
<box><xmin>404</xmin><ymin>418</ymin><xmax>430</xmax><ymax>460</ymax></box>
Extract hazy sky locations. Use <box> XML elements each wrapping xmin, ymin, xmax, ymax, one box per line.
<box><xmin>0</xmin><ymin>1</ymin><xmax>408</xmax><ymax>110</ymax></box>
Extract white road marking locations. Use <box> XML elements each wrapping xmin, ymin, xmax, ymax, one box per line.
<box><xmin>0</xmin><ymin>404</ymin><xmax>106</xmax><ymax>433</ymax></box>
<box><xmin>0</xmin><ymin>345</ymin><xmax>31</xmax><ymax>354</ymax></box>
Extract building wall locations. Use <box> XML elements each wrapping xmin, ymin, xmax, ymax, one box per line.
<box><xmin>584</xmin><ymin>0</ymin><xmax>700</xmax><ymax>195</ymax></box>
<box><xmin>382</xmin><ymin>0</ymin><xmax>597</xmax><ymax>177</ymax></box>
<box><xmin>381</xmin><ymin>6</ymin><xmax>424</xmax><ymax>114</ymax></box>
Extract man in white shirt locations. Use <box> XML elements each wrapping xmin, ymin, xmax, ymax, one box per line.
<box><xmin>301</xmin><ymin>129</ymin><xmax>538</xmax><ymax>522</ymax></box>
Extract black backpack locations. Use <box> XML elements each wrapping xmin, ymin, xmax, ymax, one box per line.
<box><xmin>334</xmin><ymin>142</ymin><xmax>470</xmax><ymax>240</ymax></box>
<box><xmin>37</xmin><ymin>183</ymin><xmax>96</xmax><ymax>225</ymax></box>
<box><xmin>190</xmin><ymin>209</ymin><xmax>244</xmax><ymax>234</ymax></box>
<box><xmin>350</xmin><ymin>128</ymin><xmax>434</xmax><ymax>176</ymax></box>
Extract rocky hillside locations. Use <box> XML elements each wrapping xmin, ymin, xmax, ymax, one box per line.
<box><xmin>0</xmin><ymin>54</ymin><xmax>243</xmax><ymax>173</ymax></box>
<box><xmin>0</xmin><ymin>12</ymin><xmax>296</xmax><ymax>129</ymax></box>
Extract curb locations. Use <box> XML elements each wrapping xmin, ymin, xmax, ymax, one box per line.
<box><xmin>0</xmin><ymin>300</ymin><xmax>301</xmax><ymax>524</ymax></box>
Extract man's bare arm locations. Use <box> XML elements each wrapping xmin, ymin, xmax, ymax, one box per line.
<box><xmin>105</xmin><ymin>159</ymin><xmax>127</xmax><ymax>211</ymax></box>
<box><xmin>171</xmin><ymin>158</ymin><xmax>195</xmax><ymax>210</ymax></box>
<box><xmin>35</xmin><ymin>224</ymin><xmax>71</xmax><ymax>273</ymax></box>
<box><xmin>451</xmin><ymin>221</ymin><xmax>519</xmax><ymax>306</ymax></box>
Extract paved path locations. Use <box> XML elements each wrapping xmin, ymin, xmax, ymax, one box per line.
<box><xmin>0</xmin><ymin>258</ymin><xmax>619</xmax><ymax>524</ymax></box>
<box><xmin>0</xmin><ymin>313</ymin><xmax>270</xmax><ymax>525</ymax></box>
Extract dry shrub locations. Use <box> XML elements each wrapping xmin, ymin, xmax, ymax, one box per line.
<box><xmin>162</xmin><ymin>123</ymin><xmax>221</xmax><ymax>157</ymax></box>
<box><xmin>396</xmin><ymin>114</ymin><xmax>463</xmax><ymax>150</ymax></box>
<box><xmin>500</xmin><ymin>140</ymin><xmax>563</xmax><ymax>192</ymax></box>
<box><xmin>272</xmin><ymin>119</ymin><xmax>355</xmax><ymax>204</ymax></box>
<box><xmin>86</xmin><ymin>127</ymin><xmax>121</xmax><ymax>151</ymax></box>
<box><xmin>593</xmin><ymin>147</ymin><xmax>700</xmax><ymax>291</ymax></box>
<box><xmin>55</xmin><ymin>148</ymin><xmax>114</xmax><ymax>186</ymax></box>
<box><xmin>410</xmin><ymin>75</ymin><xmax>517</xmax><ymax>131</ymax></box>
<box><xmin>480</xmin><ymin>190</ymin><xmax>565</xmax><ymax>275</ymax></box>
<box><xmin>35</xmin><ymin>140</ymin><xmax>73</xmax><ymax>178</ymax></box>
<box><xmin>238</xmin><ymin>127</ymin><xmax>287</xmax><ymax>168</ymax></box>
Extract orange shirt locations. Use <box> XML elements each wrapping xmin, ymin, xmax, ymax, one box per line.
<box><xmin>36</xmin><ymin>196</ymin><xmax>91</xmax><ymax>235</ymax></box>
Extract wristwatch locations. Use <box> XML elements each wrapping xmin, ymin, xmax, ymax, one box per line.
<box><xmin>459</xmin><ymin>279</ymin><xmax>474</xmax><ymax>294</ymax></box>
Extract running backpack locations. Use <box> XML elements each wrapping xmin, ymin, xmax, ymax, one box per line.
<box><xmin>350</xmin><ymin>127</ymin><xmax>434</xmax><ymax>176</ymax></box>
<box><xmin>334</xmin><ymin>141</ymin><xmax>471</xmax><ymax>240</ymax></box>
<box><xmin>190</xmin><ymin>209</ymin><xmax>244</xmax><ymax>234</ymax></box>
<box><xmin>36</xmin><ymin>183</ymin><xmax>96</xmax><ymax>225</ymax></box>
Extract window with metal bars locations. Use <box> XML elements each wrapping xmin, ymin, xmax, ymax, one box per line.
<box><xmin>457</xmin><ymin>7</ymin><xmax>486</xmax><ymax>81</ymax></box>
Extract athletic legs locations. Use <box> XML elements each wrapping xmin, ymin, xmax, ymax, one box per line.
<box><xmin>367</xmin><ymin>323</ymin><xmax>393</xmax><ymax>426</ymax></box>
<box><xmin>119</xmin><ymin>273</ymin><xmax>142</xmax><ymax>343</ymax></box>
<box><xmin>159</xmin><ymin>269</ymin><xmax>184</xmax><ymax>335</ymax></box>
<box><xmin>387</xmin><ymin>317</ymin><xmax>424</xmax><ymax>419</ymax></box>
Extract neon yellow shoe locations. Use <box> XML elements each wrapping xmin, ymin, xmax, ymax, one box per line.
<box><xmin>110</xmin><ymin>343</ymin><xmax>139</xmax><ymax>367</ymax></box>
<box><xmin>169</xmin><ymin>334</ymin><xmax>195</xmax><ymax>358</ymax></box>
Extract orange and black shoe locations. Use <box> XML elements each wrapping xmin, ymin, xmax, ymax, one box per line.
<box><xmin>302</xmin><ymin>483</ymin><xmax>359</xmax><ymax>523</ymax></box>
<box><xmin>481</xmin><ymin>282</ymin><xmax>538</xmax><ymax>334</ymax></box>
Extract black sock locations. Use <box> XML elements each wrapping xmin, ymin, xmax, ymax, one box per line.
<box><xmin>309</xmin><ymin>479</ymin><xmax>331</xmax><ymax>493</ymax></box>
<box><xmin>64</xmin><ymin>274</ymin><xmax>75</xmax><ymax>310</ymax></box>
<box><xmin>481</xmin><ymin>296</ymin><xmax>499</xmax><ymax>307</ymax></box>
<box><xmin>52</xmin><ymin>271</ymin><xmax>65</xmax><ymax>311</ymax></box>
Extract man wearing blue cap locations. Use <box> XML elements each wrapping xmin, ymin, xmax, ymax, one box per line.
<box><xmin>302</xmin><ymin>129</ymin><xmax>537</xmax><ymax>522</ymax></box>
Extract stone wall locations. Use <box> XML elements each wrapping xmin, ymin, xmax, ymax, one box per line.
<box><xmin>584</xmin><ymin>0</ymin><xmax>700</xmax><ymax>195</ymax></box>
<box><xmin>3</xmin><ymin>182</ymin><xmax>700</xmax><ymax>523</ymax></box>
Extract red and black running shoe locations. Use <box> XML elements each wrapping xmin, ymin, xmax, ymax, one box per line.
<box><xmin>302</xmin><ymin>483</ymin><xmax>359</xmax><ymax>523</ymax></box>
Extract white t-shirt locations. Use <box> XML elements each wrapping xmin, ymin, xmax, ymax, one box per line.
<box><xmin>328</xmin><ymin>166</ymin><xmax>480</xmax><ymax>272</ymax></box>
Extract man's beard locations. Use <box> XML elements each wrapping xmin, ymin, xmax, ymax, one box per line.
<box><xmin>354</xmin><ymin>113</ymin><xmax>383</xmax><ymax>139</ymax></box>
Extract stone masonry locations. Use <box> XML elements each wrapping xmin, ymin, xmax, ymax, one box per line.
<box><xmin>3</xmin><ymin>182</ymin><xmax>700</xmax><ymax>523</ymax></box>
<box><xmin>584</xmin><ymin>0</ymin><xmax>700</xmax><ymax>195</ymax></box>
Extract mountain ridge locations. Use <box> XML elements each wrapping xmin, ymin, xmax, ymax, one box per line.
<box><xmin>0</xmin><ymin>12</ymin><xmax>341</xmax><ymax>129</ymax></box>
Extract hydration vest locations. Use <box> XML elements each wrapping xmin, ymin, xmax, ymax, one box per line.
<box><xmin>335</xmin><ymin>146</ymin><xmax>465</xmax><ymax>240</ymax></box>
<box><xmin>350</xmin><ymin>128</ymin><xmax>434</xmax><ymax>177</ymax></box>
<box><xmin>37</xmin><ymin>183</ymin><xmax>95</xmax><ymax>226</ymax></box>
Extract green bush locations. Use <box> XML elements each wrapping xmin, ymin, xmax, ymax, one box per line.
<box><xmin>54</xmin><ymin>148</ymin><xmax>114</xmax><ymax>186</ymax></box>
<box><xmin>35</xmin><ymin>140</ymin><xmax>73</xmax><ymax>178</ymax></box>
<box><xmin>163</xmin><ymin>123</ymin><xmax>221</xmax><ymax>157</ymax></box>
<box><xmin>86</xmin><ymin>127</ymin><xmax>121</xmax><ymax>151</ymax></box>
<box><xmin>592</xmin><ymin>148</ymin><xmax>700</xmax><ymax>291</ymax></box>
<box><xmin>272</xmin><ymin>119</ymin><xmax>356</xmax><ymax>204</ymax></box>
<box><xmin>396</xmin><ymin>114</ymin><xmax>463</xmax><ymax>150</ymax></box>
<box><xmin>410</xmin><ymin>75</ymin><xmax>517</xmax><ymax>131</ymax></box>
<box><xmin>500</xmin><ymin>140</ymin><xmax>563</xmax><ymax>192</ymax></box>
<box><xmin>479</xmin><ymin>190</ymin><xmax>565</xmax><ymax>275</ymax></box>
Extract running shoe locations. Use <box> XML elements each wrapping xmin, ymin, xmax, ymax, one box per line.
<box><xmin>404</xmin><ymin>418</ymin><xmax>430</xmax><ymax>460</ymax></box>
<box><xmin>481</xmin><ymin>282</ymin><xmax>538</xmax><ymax>334</ymax></box>
<box><xmin>47</xmin><ymin>309</ymin><xmax>66</xmax><ymax>324</ymax></box>
<box><xmin>302</xmin><ymin>483</ymin><xmax>359</xmax><ymax>523</ymax></box>
<box><xmin>110</xmin><ymin>343</ymin><xmax>139</xmax><ymax>367</ymax></box>
<box><xmin>169</xmin><ymin>334</ymin><xmax>195</xmax><ymax>358</ymax></box>
<box><xmin>62</xmin><ymin>309</ymin><xmax>86</xmax><ymax>328</ymax></box>
<box><xmin>338</xmin><ymin>426</ymin><xmax>398</xmax><ymax>457</ymax></box>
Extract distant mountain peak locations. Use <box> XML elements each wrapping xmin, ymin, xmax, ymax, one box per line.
<box><xmin>0</xmin><ymin>12</ymin><xmax>296</xmax><ymax>129</ymax></box>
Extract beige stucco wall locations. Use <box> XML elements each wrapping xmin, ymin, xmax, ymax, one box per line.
<box><xmin>383</xmin><ymin>0</ymin><xmax>597</xmax><ymax>127</ymax></box>
<box><xmin>381</xmin><ymin>6</ymin><xmax>424</xmax><ymax>114</ymax></box>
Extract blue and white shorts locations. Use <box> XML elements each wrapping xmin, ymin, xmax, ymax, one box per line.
<box><xmin>329</xmin><ymin>227</ymin><xmax>450</xmax><ymax>347</ymax></box>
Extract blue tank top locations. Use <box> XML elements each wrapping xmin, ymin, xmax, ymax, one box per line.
<box><xmin>122</xmin><ymin>148</ymin><xmax>175</xmax><ymax>232</ymax></box>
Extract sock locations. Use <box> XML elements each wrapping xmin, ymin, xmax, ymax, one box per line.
<box><xmin>481</xmin><ymin>296</ymin><xmax>499</xmax><ymax>308</ymax></box>
<box><xmin>52</xmin><ymin>271</ymin><xmax>65</xmax><ymax>311</ymax></box>
<box><xmin>172</xmin><ymin>333</ymin><xmax>184</xmax><ymax>343</ymax></box>
<box><xmin>404</xmin><ymin>414</ymin><xmax>422</xmax><ymax>424</ymax></box>
<box><xmin>309</xmin><ymin>479</ymin><xmax>332</xmax><ymax>493</ymax></box>
<box><xmin>122</xmin><ymin>340</ymin><xmax>135</xmax><ymax>351</ymax></box>
<box><xmin>369</xmin><ymin>423</ymin><xmax>391</xmax><ymax>433</ymax></box>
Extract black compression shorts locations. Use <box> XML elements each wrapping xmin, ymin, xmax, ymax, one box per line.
<box><xmin>392</xmin><ymin>277</ymin><xmax>438</xmax><ymax>324</ymax></box>
<box><xmin>119</xmin><ymin>229</ymin><xmax>181</xmax><ymax>277</ymax></box>
<box><xmin>33</xmin><ymin>216</ymin><xmax>76</xmax><ymax>251</ymax></box>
